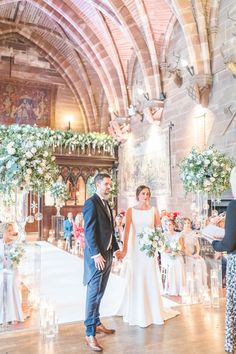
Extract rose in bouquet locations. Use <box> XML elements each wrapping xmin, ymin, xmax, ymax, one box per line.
<box><xmin>9</xmin><ymin>243</ymin><xmax>25</xmax><ymax>265</ymax></box>
<box><xmin>165</xmin><ymin>239</ymin><xmax>182</xmax><ymax>259</ymax></box>
<box><xmin>137</xmin><ymin>227</ymin><xmax>165</xmax><ymax>257</ymax></box>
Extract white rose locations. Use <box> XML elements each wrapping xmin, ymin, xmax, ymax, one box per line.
<box><xmin>37</xmin><ymin>167</ymin><xmax>43</xmax><ymax>175</ymax></box>
<box><xmin>27</xmin><ymin>168</ymin><xmax>32</xmax><ymax>175</ymax></box>
<box><xmin>152</xmin><ymin>240</ymin><xmax>157</xmax><ymax>248</ymax></box>
<box><xmin>43</xmin><ymin>151</ymin><xmax>49</xmax><ymax>157</ymax></box>
<box><xmin>36</xmin><ymin>140</ymin><xmax>43</xmax><ymax>147</ymax></box>
<box><xmin>31</xmin><ymin>147</ymin><xmax>37</xmax><ymax>154</ymax></box>
<box><xmin>20</xmin><ymin>160</ymin><xmax>26</xmax><ymax>166</ymax></box>
<box><xmin>6</xmin><ymin>160</ymin><xmax>12</xmax><ymax>169</ymax></box>
<box><xmin>7</xmin><ymin>147</ymin><xmax>16</xmax><ymax>155</ymax></box>
<box><xmin>51</xmin><ymin>156</ymin><xmax>56</xmax><ymax>161</ymax></box>
<box><xmin>26</xmin><ymin>151</ymin><xmax>33</xmax><ymax>159</ymax></box>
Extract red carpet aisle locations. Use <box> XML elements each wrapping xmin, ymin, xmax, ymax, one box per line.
<box><xmin>38</xmin><ymin>242</ymin><xmax>179</xmax><ymax>324</ymax></box>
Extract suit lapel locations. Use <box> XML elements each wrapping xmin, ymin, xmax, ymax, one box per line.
<box><xmin>93</xmin><ymin>194</ymin><xmax>111</xmax><ymax>221</ymax></box>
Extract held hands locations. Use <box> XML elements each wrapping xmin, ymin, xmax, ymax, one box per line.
<box><xmin>115</xmin><ymin>249</ymin><xmax>126</xmax><ymax>260</ymax></box>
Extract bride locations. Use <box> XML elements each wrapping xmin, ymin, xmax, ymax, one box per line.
<box><xmin>116</xmin><ymin>185</ymin><xmax>179</xmax><ymax>327</ymax></box>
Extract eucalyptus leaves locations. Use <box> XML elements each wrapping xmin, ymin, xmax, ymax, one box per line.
<box><xmin>179</xmin><ymin>146</ymin><xmax>234</xmax><ymax>196</ymax></box>
<box><xmin>0</xmin><ymin>124</ymin><xmax>117</xmax><ymax>195</ymax></box>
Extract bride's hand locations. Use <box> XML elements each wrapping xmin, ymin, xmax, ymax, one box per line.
<box><xmin>117</xmin><ymin>249</ymin><xmax>127</xmax><ymax>260</ymax></box>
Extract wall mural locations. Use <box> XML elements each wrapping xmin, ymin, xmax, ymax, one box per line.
<box><xmin>120</xmin><ymin>128</ymin><xmax>171</xmax><ymax>197</ymax></box>
<box><xmin>0</xmin><ymin>80</ymin><xmax>56</xmax><ymax>126</ymax></box>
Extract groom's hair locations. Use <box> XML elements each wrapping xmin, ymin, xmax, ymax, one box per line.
<box><xmin>94</xmin><ymin>173</ymin><xmax>111</xmax><ymax>185</ymax></box>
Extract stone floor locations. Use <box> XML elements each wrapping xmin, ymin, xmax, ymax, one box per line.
<box><xmin>0</xmin><ymin>301</ymin><xmax>226</xmax><ymax>354</ymax></box>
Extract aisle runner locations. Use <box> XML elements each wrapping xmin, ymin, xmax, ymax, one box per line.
<box><xmin>39</xmin><ymin>242</ymin><xmax>179</xmax><ymax>324</ymax></box>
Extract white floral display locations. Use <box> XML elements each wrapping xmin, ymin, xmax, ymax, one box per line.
<box><xmin>0</xmin><ymin>124</ymin><xmax>117</xmax><ymax>196</ymax></box>
<box><xmin>0</xmin><ymin>125</ymin><xmax>58</xmax><ymax>195</ymax></box>
<box><xmin>137</xmin><ymin>227</ymin><xmax>165</xmax><ymax>258</ymax></box>
<box><xmin>9</xmin><ymin>243</ymin><xmax>25</xmax><ymax>265</ymax></box>
<box><xmin>179</xmin><ymin>146</ymin><xmax>234</xmax><ymax>196</ymax></box>
<box><xmin>50</xmin><ymin>181</ymin><xmax>69</xmax><ymax>202</ymax></box>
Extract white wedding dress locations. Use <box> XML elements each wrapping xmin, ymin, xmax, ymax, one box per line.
<box><xmin>0</xmin><ymin>241</ymin><xmax>24</xmax><ymax>324</ymax></box>
<box><xmin>116</xmin><ymin>208</ymin><xmax>179</xmax><ymax>327</ymax></box>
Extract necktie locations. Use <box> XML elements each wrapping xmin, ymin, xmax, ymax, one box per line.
<box><xmin>103</xmin><ymin>199</ymin><xmax>111</xmax><ymax>220</ymax></box>
<box><xmin>102</xmin><ymin>199</ymin><xmax>112</xmax><ymax>250</ymax></box>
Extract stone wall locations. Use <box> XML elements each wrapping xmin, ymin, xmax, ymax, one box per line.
<box><xmin>118</xmin><ymin>0</ymin><xmax>236</xmax><ymax>217</ymax></box>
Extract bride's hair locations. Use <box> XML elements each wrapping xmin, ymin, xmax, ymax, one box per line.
<box><xmin>136</xmin><ymin>185</ymin><xmax>151</xmax><ymax>201</ymax></box>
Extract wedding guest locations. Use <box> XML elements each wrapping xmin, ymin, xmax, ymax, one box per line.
<box><xmin>64</xmin><ymin>212</ymin><xmax>74</xmax><ymax>251</ymax></box>
<box><xmin>0</xmin><ymin>223</ymin><xmax>24</xmax><ymax>324</ymax></box>
<box><xmin>212</xmin><ymin>167</ymin><xmax>236</xmax><ymax>354</ymax></box>
<box><xmin>114</xmin><ymin>214</ymin><xmax>124</xmax><ymax>247</ymax></box>
<box><xmin>73</xmin><ymin>213</ymin><xmax>84</xmax><ymax>256</ymax></box>
<box><xmin>161</xmin><ymin>219</ymin><xmax>185</xmax><ymax>296</ymax></box>
<box><xmin>179</xmin><ymin>218</ymin><xmax>207</xmax><ymax>291</ymax></box>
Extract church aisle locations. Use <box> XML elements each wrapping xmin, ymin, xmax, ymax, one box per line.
<box><xmin>0</xmin><ymin>302</ymin><xmax>225</xmax><ymax>354</ymax></box>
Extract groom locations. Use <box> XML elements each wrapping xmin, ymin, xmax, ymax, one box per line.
<box><xmin>83</xmin><ymin>173</ymin><xmax>120</xmax><ymax>352</ymax></box>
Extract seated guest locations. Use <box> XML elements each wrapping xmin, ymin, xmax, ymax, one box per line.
<box><xmin>161</xmin><ymin>219</ymin><xmax>185</xmax><ymax>296</ymax></box>
<box><xmin>0</xmin><ymin>223</ymin><xmax>24</xmax><ymax>324</ymax></box>
<box><xmin>114</xmin><ymin>214</ymin><xmax>124</xmax><ymax>247</ymax></box>
<box><xmin>179</xmin><ymin>218</ymin><xmax>208</xmax><ymax>291</ymax></box>
<box><xmin>73</xmin><ymin>213</ymin><xmax>84</xmax><ymax>256</ymax></box>
<box><xmin>64</xmin><ymin>212</ymin><xmax>74</xmax><ymax>251</ymax></box>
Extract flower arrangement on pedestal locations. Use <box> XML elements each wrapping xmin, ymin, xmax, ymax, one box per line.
<box><xmin>179</xmin><ymin>146</ymin><xmax>234</xmax><ymax>196</ymax></box>
<box><xmin>50</xmin><ymin>181</ymin><xmax>69</xmax><ymax>216</ymax></box>
<box><xmin>179</xmin><ymin>146</ymin><xmax>235</xmax><ymax>227</ymax></box>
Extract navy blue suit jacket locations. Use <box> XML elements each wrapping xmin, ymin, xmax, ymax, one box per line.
<box><xmin>83</xmin><ymin>193</ymin><xmax>119</xmax><ymax>285</ymax></box>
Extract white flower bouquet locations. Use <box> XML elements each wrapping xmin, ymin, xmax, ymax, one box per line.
<box><xmin>137</xmin><ymin>227</ymin><xmax>165</xmax><ymax>258</ymax></box>
<box><xmin>179</xmin><ymin>146</ymin><xmax>234</xmax><ymax>196</ymax></box>
<box><xmin>9</xmin><ymin>243</ymin><xmax>25</xmax><ymax>265</ymax></box>
<box><xmin>165</xmin><ymin>239</ymin><xmax>182</xmax><ymax>259</ymax></box>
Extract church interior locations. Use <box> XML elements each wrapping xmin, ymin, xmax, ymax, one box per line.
<box><xmin>0</xmin><ymin>0</ymin><xmax>236</xmax><ymax>353</ymax></box>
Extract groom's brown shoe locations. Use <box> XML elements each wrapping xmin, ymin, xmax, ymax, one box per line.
<box><xmin>85</xmin><ymin>336</ymin><xmax>103</xmax><ymax>352</ymax></box>
<box><xmin>96</xmin><ymin>323</ymin><xmax>115</xmax><ymax>335</ymax></box>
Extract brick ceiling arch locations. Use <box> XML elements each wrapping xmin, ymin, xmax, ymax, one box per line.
<box><xmin>0</xmin><ymin>0</ymin><xmax>214</xmax><ymax>131</ymax></box>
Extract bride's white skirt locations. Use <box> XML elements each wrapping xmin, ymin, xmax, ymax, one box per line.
<box><xmin>116</xmin><ymin>255</ymin><xmax>179</xmax><ymax>328</ymax></box>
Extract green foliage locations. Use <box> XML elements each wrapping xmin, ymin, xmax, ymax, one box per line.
<box><xmin>179</xmin><ymin>146</ymin><xmax>235</xmax><ymax>196</ymax></box>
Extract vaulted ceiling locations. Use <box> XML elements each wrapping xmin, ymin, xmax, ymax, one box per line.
<box><xmin>0</xmin><ymin>0</ymin><xmax>217</xmax><ymax>132</ymax></box>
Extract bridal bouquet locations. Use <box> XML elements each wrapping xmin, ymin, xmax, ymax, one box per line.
<box><xmin>137</xmin><ymin>227</ymin><xmax>165</xmax><ymax>258</ymax></box>
<box><xmin>9</xmin><ymin>243</ymin><xmax>25</xmax><ymax>265</ymax></box>
<box><xmin>165</xmin><ymin>239</ymin><xmax>182</xmax><ymax>259</ymax></box>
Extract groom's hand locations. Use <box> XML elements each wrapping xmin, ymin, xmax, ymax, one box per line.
<box><xmin>94</xmin><ymin>255</ymin><xmax>106</xmax><ymax>270</ymax></box>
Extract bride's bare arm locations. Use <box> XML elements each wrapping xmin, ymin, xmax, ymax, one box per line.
<box><xmin>120</xmin><ymin>208</ymin><xmax>132</xmax><ymax>258</ymax></box>
<box><xmin>154</xmin><ymin>208</ymin><xmax>161</xmax><ymax>227</ymax></box>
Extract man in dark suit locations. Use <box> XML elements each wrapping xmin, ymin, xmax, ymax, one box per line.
<box><xmin>83</xmin><ymin>173</ymin><xmax>120</xmax><ymax>352</ymax></box>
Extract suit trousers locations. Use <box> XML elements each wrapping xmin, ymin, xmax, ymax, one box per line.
<box><xmin>84</xmin><ymin>249</ymin><xmax>113</xmax><ymax>336</ymax></box>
